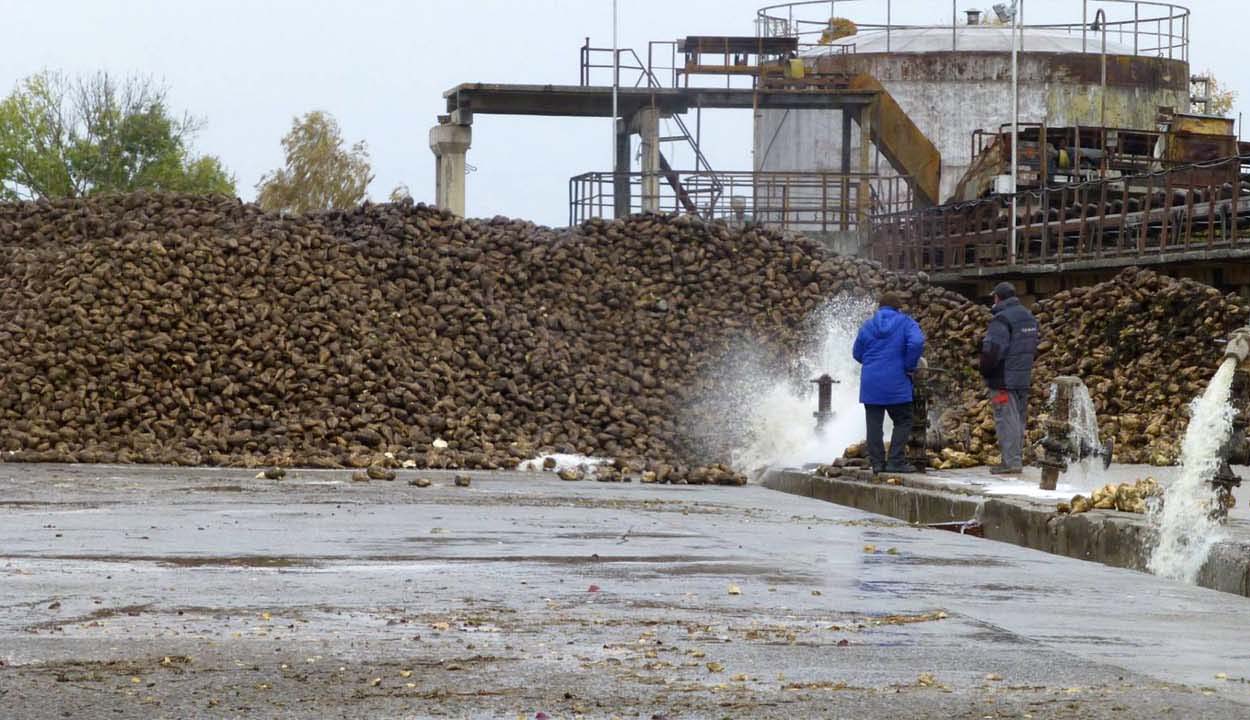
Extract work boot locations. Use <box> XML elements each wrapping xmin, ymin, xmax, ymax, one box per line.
<box><xmin>989</xmin><ymin>464</ymin><xmax>1023</xmax><ymax>475</ymax></box>
<box><xmin>884</xmin><ymin>462</ymin><xmax>918</xmax><ymax>474</ymax></box>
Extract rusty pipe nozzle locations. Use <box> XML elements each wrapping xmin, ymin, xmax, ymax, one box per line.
<box><xmin>1225</xmin><ymin>328</ymin><xmax>1250</xmax><ymax>364</ymax></box>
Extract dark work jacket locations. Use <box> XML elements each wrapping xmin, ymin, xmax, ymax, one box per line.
<box><xmin>980</xmin><ymin>297</ymin><xmax>1039</xmax><ymax>390</ymax></box>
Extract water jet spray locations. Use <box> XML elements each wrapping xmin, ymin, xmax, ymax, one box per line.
<box><xmin>1038</xmin><ymin>376</ymin><xmax>1113</xmax><ymax>491</ymax></box>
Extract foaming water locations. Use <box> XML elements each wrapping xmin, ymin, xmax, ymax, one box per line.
<box><xmin>689</xmin><ymin>295</ymin><xmax>876</xmax><ymax>477</ymax></box>
<box><xmin>1058</xmin><ymin>381</ymin><xmax>1108</xmax><ymax>490</ymax></box>
<box><xmin>1147</xmin><ymin>357</ymin><xmax>1238</xmax><ymax>583</ymax></box>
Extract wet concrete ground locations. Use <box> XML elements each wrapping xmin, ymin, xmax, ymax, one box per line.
<box><xmin>2</xmin><ymin>464</ymin><xmax>1250</xmax><ymax>719</ymax></box>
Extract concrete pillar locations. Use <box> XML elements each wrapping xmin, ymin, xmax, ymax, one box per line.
<box><xmin>857</xmin><ymin>104</ymin><xmax>874</xmax><ymax>227</ymax></box>
<box><xmin>840</xmin><ymin>110</ymin><xmax>853</xmax><ymax>174</ymax></box>
<box><xmin>636</xmin><ymin>108</ymin><xmax>660</xmax><ymax>214</ymax></box>
<box><xmin>429</xmin><ymin>123</ymin><xmax>472</xmax><ymax>216</ymax></box>
<box><xmin>614</xmin><ymin>116</ymin><xmax>632</xmax><ymax>219</ymax></box>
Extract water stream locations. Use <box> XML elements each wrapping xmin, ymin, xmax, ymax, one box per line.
<box><xmin>1146</xmin><ymin>357</ymin><xmax>1238</xmax><ymax>583</ymax></box>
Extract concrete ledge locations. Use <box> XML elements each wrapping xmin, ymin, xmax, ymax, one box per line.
<box><xmin>762</xmin><ymin>469</ymin><xmax>1250</xmax><ymax>597</ymax></box>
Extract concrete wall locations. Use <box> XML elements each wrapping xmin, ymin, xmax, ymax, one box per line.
<box><xmin>756</xmin><ymin>52</ymin><xmax>1190</xmax><ymax>208</ymax></box>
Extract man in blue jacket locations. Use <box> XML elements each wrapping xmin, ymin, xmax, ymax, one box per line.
<box><xmin>853</xmin><ymin>291</ymin><xmax>926</xmax><ymax>474</ymax></box>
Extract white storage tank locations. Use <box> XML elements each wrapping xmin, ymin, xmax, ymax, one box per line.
<box><xmin>754</xmin><ymin>0</ymin><xmax>1192</xmax><ymax>203</ymax></box>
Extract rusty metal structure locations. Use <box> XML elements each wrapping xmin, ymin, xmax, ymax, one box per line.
<box><xmin>868</xmin><ymin>153</ymin><xmax>1250</xmax><ymax>295</ymax></box>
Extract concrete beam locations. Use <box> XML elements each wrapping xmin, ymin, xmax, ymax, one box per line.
<box><xmin>429</xmin><ymin>124</ymin><xmax>472</xmax><ymax>217</ymax></box>
<box><xmin>441</xmin><ymin>83</ymin><xmax>878</xmax><ymax>118</ymax></box>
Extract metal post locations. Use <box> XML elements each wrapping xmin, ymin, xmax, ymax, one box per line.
<box><xmin>1082</xmin><ymin>0</ymin><xmax>1087</xmax><ymax>53</ymax></box>
<box><xmin>695</xmin><ymin>100</ymin><xmax>703</xmax><ymax>172</ymax></box>
<box><xmin>952</xmin><ymin>0</ymin><xmax>957</xmax><ymax>51</ymax></box>
<box><xmin>887</xmin><ymin>0</ymin><xmax>892</xmax><ymax>52</ymax></box>
<box><xmin>611</xmin><ymin>0</ymin><xmax>618</xmax><ymax>174</ymax></box>
<box><xmin>1169</xmin><ymin>11</ymin><xmax>1174</xmax><ymax>60</ymax></box>
<box><xmin>1134</xmin><ymin>2</ymin><xmax>1139</xmax><ymax>55</ymax></box>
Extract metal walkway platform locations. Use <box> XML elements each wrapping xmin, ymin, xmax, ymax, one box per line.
<box><xmin>441</xmin><ymin>82</ymin><xmax>878</xmax><ymax>123</ymax></box>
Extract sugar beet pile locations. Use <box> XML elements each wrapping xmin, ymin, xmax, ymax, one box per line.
<box><xmin>0</xmin><ymin>193</ymin><xmax>1244</xmax><ymax>474</ymax></box>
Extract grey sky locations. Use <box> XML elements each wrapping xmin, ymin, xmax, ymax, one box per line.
<box><xmin>6</xmin><ymin>1</ymin><xmax>1246</xmax><ymax>226</ymax></box>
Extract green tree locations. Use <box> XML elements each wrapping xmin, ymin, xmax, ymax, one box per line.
<box><xmin>0</xmin><ymin>71</ymin><xmax>235</xmax><ymax>200</ymax></box>
<box><xmin>255</xmin><ymin>111</ymin><xmax>373</xmax><ymax>213</ymax></box>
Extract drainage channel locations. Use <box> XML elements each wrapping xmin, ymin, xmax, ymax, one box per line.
<box><xmin>761</xmin><ymin>467</ymin><xmax>1250</xmax><ymax>598</ymax></box>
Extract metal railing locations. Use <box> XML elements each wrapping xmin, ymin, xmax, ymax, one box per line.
<box><xmin>570</xmin><ymin>170</ymin><xmax>915</xmax><ymax>231</ymax></box>
<box><xmin>868</xmin><ymin>155</ymin><xmax>1250</xmax><ymax>273</ymax></box>
<box><xmin>756</xmin><ymin>0</ymin><xmax>1189</xmax><ymax>62</ymax></box>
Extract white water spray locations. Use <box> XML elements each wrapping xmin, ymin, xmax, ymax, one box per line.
<box><xmin>687</xmin><ymin>295</ymin><xmax>877</xmax><ymax>477</ymax></box>
<box><xmin>1147</xmin><ymin>357</ymin><xmax>1238</xmax><ymax>583</ymax></box>
<box><xmin>1058</xmin><ymin>381</ymin><xmax>1107</xmax><ymax>489</ymax></box>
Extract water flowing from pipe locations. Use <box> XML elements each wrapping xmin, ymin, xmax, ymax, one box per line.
<box><xmin>1147</xmin><ymin>357</ymin><xmax>1238</xmax><ymax>583</ymax></box>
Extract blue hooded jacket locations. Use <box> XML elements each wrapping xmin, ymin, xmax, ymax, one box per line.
<box><xmin>852</xmin><ymin>307</ymin><xmax>926</xmax><ymax>406</ymax></box>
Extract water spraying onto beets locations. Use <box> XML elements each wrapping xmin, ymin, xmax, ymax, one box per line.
<box><xmin>686</xmin><ymin>295</ymin><xmax>878</xmax><ymax>478</ymax></box>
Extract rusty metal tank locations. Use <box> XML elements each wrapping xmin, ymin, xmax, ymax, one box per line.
<box><xmin>754</xmin><ymin>0</ymin><xmax>1192</xmax><ymax>205</ymax></box>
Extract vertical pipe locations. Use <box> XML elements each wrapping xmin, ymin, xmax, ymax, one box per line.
<box><xmin>952</xmin><ymin>0</ymin><xmax>957</xmax><ymax>51</ymax></box>
<box><xmin>1134</xmin><ymin>2</ymin><xmax>1139</xmax><ymax>56</ymax></box>
<box><xmin>1098</xmin><ymin>9</ymin><xmax>1107</xmax><ymax>165</ymax></box>
<box><xmin>1082</xmin><ymin>0</ymin><xmax>1087</xmax><ymax>53</ymax></box>
<box><xmin>1010</xmin><ymin>0</ymin><xmax>1020</xmax><ymax>265</ymax></box>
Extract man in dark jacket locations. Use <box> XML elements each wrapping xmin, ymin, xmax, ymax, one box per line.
<box><xmin>980</xmin><ymin>281</ymin><xmax>1040</xmax><ymax>475</ymax></box>
<box><xmin>853</xmin><ymin>292</ymin><xmax>926</xmax><ymax>474</ymax></box>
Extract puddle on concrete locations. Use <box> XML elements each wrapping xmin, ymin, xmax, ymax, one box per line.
<box><xmin>0</xmin><ymin>501</ymin><xmax>109</xmax><ymax>510</ymax></box>
<box><xmin>873</xmin><ymin>555</ymin><xmax>1010</xmax><ymax>568</ymax></box>
<box><xmin>554</xmin><ymin>531</ymin><xmax>701</xmax><ymax>540</ymax></box>
<box><xmin>648</xmin><ymin>561</ymin><xmax>816</xmax><ymax>584</ymax></box>
<box><xmin>24</xmin><ymin>603</ymin><xmax>155</xmax><ymax>631</ymax></box>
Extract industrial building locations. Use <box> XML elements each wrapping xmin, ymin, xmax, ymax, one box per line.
<box><xmin>430</xmin><ymin>0</ymin><xmax>1250</xmax><ymax>300</ymax></box>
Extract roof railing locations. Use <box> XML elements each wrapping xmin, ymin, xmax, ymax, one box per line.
<box><xmin>755</xmin><ymin>1</ymin><xmax>1189</xmax><ymax>62</ymax></box>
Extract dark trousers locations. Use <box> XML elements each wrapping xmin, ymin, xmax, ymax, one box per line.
<box><xmin>991</xmin><ymin>388</ymin><xmax>1029</xmax><ymax>468</ymax></box>
<box><xmin>865</xmin><ymin>403</ymin><xmax>913</xmax><ymax>471</ymax></box>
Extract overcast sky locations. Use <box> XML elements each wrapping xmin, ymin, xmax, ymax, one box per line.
<box><xmin>6</xmin><ymin>0</ymin><xmax>1246</xmax><ymax>226</ymax></box>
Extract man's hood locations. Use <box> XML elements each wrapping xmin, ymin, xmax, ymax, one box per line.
<box><xmin>867</xmin><ymin>307</ymin><xmax>906</xmax><ymax>338</ymax></box>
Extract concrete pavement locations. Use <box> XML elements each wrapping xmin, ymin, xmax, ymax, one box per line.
<box><xmin>1</xmin><ymin>463</ymin><xmax>1249</xmax><ymax>719</ymax></box>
